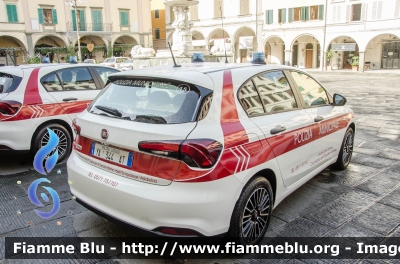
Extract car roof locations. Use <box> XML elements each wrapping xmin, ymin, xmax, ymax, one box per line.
<box><xmin>109</xmin><ymin>63</ymin><xmax>297</xmax><ymax>90</ymax></box>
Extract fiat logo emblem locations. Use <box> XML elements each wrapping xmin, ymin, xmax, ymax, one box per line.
<box><xmin>101</xmin><ymin>129</ymin><xmax>108</xmax><ymax>140</ymax></box>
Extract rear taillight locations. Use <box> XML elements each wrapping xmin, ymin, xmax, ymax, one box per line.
<box><xmin>72</xmin><ymin>118</ymin><xmax>81</xmax><ymax>135</ymax></box>
<box><xmin>0</xmin><ymin>100</ymin><xmax>21</xmax><ymax>115</ymax></box>
<box><xmin>138</xmin><ymin>139</ymin><xmax>222</xmax><ymax>169</ymax></box>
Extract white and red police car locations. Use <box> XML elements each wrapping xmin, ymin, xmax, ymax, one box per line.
<box><xmin>67</xmin><ymin>61</ymin><xmax>355</xmax><ymax>245</ymax></box>
<box><xmin>0</xmin><ymin>64</ymin><xmax>119</xmax><ymax>161</ymax></box>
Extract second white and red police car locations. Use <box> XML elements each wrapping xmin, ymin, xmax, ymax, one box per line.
<box><xmin>67</xmin><ymin>62</ymin><xmax>355</xmax><ymax>245</ymax></box>
<box><xmin>0</xmin><ymin>64</ymin><xmax>119</xmax><ymax>161</ymax></box>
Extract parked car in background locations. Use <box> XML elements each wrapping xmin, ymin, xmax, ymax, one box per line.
<box><xmin>84</xmin><ymin>59</ymin><xmax>96</xmax><ymax>64</ymax></box>
<box><xmin>68</xmin><ymin>62</ymin><xmax>355</xmax><ymax>245</ymax></box>
<box><xmin>117</xmin><ymin>58</ymin><xmax>135</xmax><ymax>71</ymax></box>
<box><xmin>0</xmin><ymin>63</ymin><xmax>120</xmax><ymax>162</ymax></box>
<box><xmin>100</xmin><ymin>57</ymin><xmax>129</xmax><ymax>69</ymax></box>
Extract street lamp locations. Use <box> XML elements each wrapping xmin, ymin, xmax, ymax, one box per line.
<box><xmin>65</xmin><ymin>0</ymin><xmax>87</xmax><ymax>62</ymax></box>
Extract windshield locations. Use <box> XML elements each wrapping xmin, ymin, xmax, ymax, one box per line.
<box><xmin>0</xmin><ymin>72</ymin><xmax>22</xmax><ymax>93</ymax></box>
<box><xmin>88</xmin><ymin>78</ymin><xmax>210</xmax><ymax>124</ymax></box>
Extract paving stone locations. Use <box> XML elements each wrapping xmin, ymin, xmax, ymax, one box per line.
<box><xmin>376</xmin><ymin>133</ymin><xmax>399</xmax><ymax>141</ymax></box>
<box><xmin>350</xmin><ymin>203</ymin><xmax>400</xmax><ymax>235</ymax></box>
<box><xmin>378</xmin><ymin>128</ymin><xmax>400</xmax><ymax>135</ymax></box>
<box><xmin>355</xmin><ymin>170</ymin><xmax>400</xmax><ymax>196</ymax></box>
<box><xmin>273</xmin><ymin>218</ymin><xmax>331</xmax><ymax>237</ymax></box>
<box><xmin>378</xmin><ymin>186</ymin><xmax>400</xmax><ymax>210</ymax></box>
<box><xmin>264</xmin><ymin>216</ymin><xmax>287</xmax><ymax>237</ymax></box>
<box><xmin>325</xmin><ymin>164</ymin><xmax>380</xmax><ymax>187</ymax></box>
<box><xmin>303</xmin><ymin>190</ymin><xmax>377</xmax><ymax>228</ymax></box>
<box><xmin>272</xmin><ymin>185</ymin><xmax>338</xmax><ymax>223</ymax></box>
<box><xmin>377</xmin><ymin>149</ymin><xmax>400</xmax><ymax>161</ymax></box>
<box><xmin>324</xmin><ymin>222</ymin><xmax>382</xmax><ymax>238</ymax></box>
<box><xmin>351</xmin><ymin>154</ymin><xmax>395</xmax><ymax>169</ymax></box>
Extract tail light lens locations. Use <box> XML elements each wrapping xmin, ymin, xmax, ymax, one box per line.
<box><xmin>0</xmin><ymin>100</ymin><xmax>21</xmax><ymax>116</ymax></box>
<box><xmin>72</xmin><ymin>118</ymin><xmax>81</xmax><ymax>135</ymax></box>
<box><xmin>138</xmin><ymin>139</ymin><xmax>222</xmax><ymax>169</ymax></box>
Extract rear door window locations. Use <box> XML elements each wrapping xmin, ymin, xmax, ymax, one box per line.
<box><xmin>89</xmin><ymin>78</ymin><xmax>211</xmax><ymax>124</ymax></box>
<box><xmin>93</xmin><ymin>67</ymin><xmax>119</xmax><ymax>85</ymax></box>
<box><xmin>42</xmin><ymin>73</ymin><xmax>63</xmax><ymax>91</ymax></box>
<box><xmin>57</xmin><ymin>68</ymin><xmax>96</xmax><ymax>90</ymax></box>
<box><xmin>0</xmin><ymin>72</ymin><xmax>22</xmax><ymax>93</ymax></box>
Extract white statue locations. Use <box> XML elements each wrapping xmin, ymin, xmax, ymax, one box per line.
<box><xmin>177</xmin><ymin>43</ymin><xmax>189</xmax><ymax>57</ymax></box>
<box><xmin>130</xmin><ymin>45</ymin><xmax>156</xmax><ymax>58</ymax></box>
<box><xmin>172</xmin><ymin>6</ymin><xmax>193</xmax><ymax>33</ymax></box>
<box><xmin>210</xmin><ymin>43</ymin><xmax>233</xmax><ymax>55</ymax></box>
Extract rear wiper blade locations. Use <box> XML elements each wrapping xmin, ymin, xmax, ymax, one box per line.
<box><xmin>95</xmin><ymin>105</ymin><xmax>122</xmax><ymax>118</ymax></box>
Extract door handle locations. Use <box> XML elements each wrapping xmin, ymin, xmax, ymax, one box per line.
<box><xmin>63</xmin><ymin>97</ymin><xmax>78</xmax><ymax>102</ymax></box>
<box><xmin>270</xmin><ymin>125</ymin><xmax>286</xmax><ymax>135</ymax></box>
<box><xmin>314</xmin><ymin>116</ymin><xmax>324</xmax><ymax>122</ymax></box>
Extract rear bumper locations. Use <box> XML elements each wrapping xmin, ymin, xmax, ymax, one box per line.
<box><xmin>67</xmin><ymin>151</ymin><xmax>243</xmax><ymax>236</ymax></box>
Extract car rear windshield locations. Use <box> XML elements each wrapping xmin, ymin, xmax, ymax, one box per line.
<box><xmin>0</xmin><ymin>72</ymin><xmax>22</xmax><ymax>93</ymax></box>
<box><xmin>88</xmin><ymin>78</ymin><xmax>212</xmax><ymax>124</ymax></box>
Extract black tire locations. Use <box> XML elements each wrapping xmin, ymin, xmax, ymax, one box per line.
<box><xmin>32</xmin><ymin>123</ymin><xmax>72</xmax><ymax>163</ymax></box>
<box><xmin>228</xmin><ymin>177</ymin><xmax>273</xmax><ymax>245</ymax></box>
<box><xmin>332</xmin><ymin>127</ymin><xmax>354</xmax><ymax>170</ymax></box>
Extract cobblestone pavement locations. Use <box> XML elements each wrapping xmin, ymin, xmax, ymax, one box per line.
<box><xmin>0</xmin><ymin>71</ymin><xmax>400</xmax><ymax>263</ymax></box>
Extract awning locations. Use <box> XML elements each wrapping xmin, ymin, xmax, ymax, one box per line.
<box><xmin>239</xmin><ymin>36</ymin><xmax>254</xmax><ymax>49</ymax></box>
<box><xmin>331</xmin><ymin>43</ymin><xmax>356</xmax><ymax>51</ymax></box>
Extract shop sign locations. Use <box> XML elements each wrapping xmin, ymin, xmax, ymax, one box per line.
<box><xmin>331</xmin><ymin>43</ymin><xmax>356</xmax><ymax>51</ymax></box>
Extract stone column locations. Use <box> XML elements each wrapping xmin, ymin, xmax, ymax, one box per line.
<box><xmin>284</xmin><ymin>50</ymin><xmax>291</xmax><ymax>66</ymax></box>
<box><xmin>358</xmin><ymin>51</ymin><xmax>365</xmax><ymax>72</ymax></box>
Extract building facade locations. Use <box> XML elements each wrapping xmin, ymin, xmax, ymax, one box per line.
<box><xmin>180</xmin><ymin>0</ymin><xmax>400</xmax><ymax>71</ymax></box>
<box><xmin>151</xmin><ymin>0</ymin><xmax>166</xmax><ymax>51</ymax></box>
<box><xmin>0</xmin><ymin>0</ymin><xmax>152</xmax><ymax>64</ymax></box>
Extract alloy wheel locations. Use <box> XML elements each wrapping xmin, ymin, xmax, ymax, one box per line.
<box><xmin>342</xmin><ymin>132</ymin><xmax>353</xmax><ymax>165</ymax></box>
<box><xmin>40</xmin><ymin>128</ymin><xmax>68</xmax><ymax>159</ymax></box>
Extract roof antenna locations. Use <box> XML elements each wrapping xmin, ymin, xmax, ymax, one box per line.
<box><xmin>168</xmin><ymin>42</ymin><xmax>181</xmax><ymax>68</ymax></box>
<box><xmin>220</xmin><ymin>7</ymin><xmax>229</xmax><ymax>64</ymax></box>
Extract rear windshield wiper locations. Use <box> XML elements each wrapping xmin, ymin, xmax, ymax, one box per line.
<box><xmin>134</xmin><ymin>115</ymin><xmax>167</xmax><ymax>124</ymax></box>
<box><xmin>94</xmin><ymin>105</ymin><xmax>122</xmax><ymax>118</ymax></box>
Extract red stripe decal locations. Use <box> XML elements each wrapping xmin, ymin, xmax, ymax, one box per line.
<box><xmin>23</xmin><ymin>68</ymin><xmax>42</xmax><ymax>105</ymax></box>
<box><xmin>220</xmin><ymin>70</ymin><xmax>248</xmax><ymax>149</ymax></box>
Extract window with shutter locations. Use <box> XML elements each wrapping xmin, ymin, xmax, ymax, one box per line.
<box><xmin>395</xmin><ymin>0</ymin><xmax>400</xmax><ymax>18</ymax></box>
<box><xmin>190</xmin><ymin>5</ymin><xmax>198</xmax><ymax>20</ymax></box>
<box><xmin>214</xmin><ymin>0</ymin><xmax>223</xmax><ymax>18</ymax></box>
<box><xmin>351</xmin><ymin>4</ymin><xmax>362</xmax><ymax>21</ymax></box>
<box><xmin>361</xmin><ymin>3</ymin><xmax>367</xmax><ymax>21</ymax></box>
<box><xmin>120</xmin><ymin>11</ymin><xmax>129</xmax><ymax>26</ymax></box>
<box><xmin>155</xmin><ymin>9</ymin><xmax>160</xmax><ymax>19</ymax></box>
<box><xmin>288</xmin><ymin>8</ymin><xmax>293</xmax><ymax>22</ymax></box>
<box><xmin>155</xmin><ymin>28</ymin><xmax>160</xmax><ymax>39</ymax></box>
<box><xmin>332</xmin><ymin>6</ymin><xmax>337</xmax><ymax>22</ymax></box>
<box><xmin>280</xmin><ymin>8</ymin><xmax>286</xmax><ymax>23</ymax></box>
<box><xmin>240</xmin><ymin>0</ymin><xmax>249</xmax><ymax>15</ymax></box>
<box><xmin>346</xmin><ymin>5</ymin><xmax>351</xmax><ymax>22</ymax></box>
<box><xmin>337</xmin><ymin>6</ymin><xmax>341</xmax><ymax>22</ymax></box>
<box><xmin>79</xmin><ymin>10</ymin><xmax>86</xmax><ymax>31</ymax></box>
<box><xmin>293</xmin><ymin>7</ymin><xmax>301</xmax><ymax>21</ymax></box>
<box><xmin>268</xmin><ymin>9</ymin><xmax>273</xmax><ymax>24</ymax></box>
<box><xmin>71</xmin><ymin>10</ymin><xmax>77</xmax><ymax>31</ymax></box>
<box><xmin>265</xmin><ymin>9</ymin><xmax>273</xmax><ymax>24</ymax></box>
<box><xmin>377</xmin><ymin>1</ymin><xmax>382</xmax><ymax>19</ymax></box>
<box><xmin>92</xmin><ymin>10</ymin><xmax>102</xmax><ymax>31</ymax></box>
<box><xmin>305</xmin><ymin>6</ymin><xmax>309</xmax><ymax>21</ymax></box>
<box><xmin>6</xmin><ymin>4</ymin><xmax>18</xmax><ymax>23</ymax></box>
<box><xmin>52</xmin><ymin>9</ymin><xmax>58</xmax><ymax>24</ymax></box>
<box><xmin>38</xmin><ymin>8</ymin><xmax>44</xmax><ymax>24</ymax></box>
<box><xmin>318</xmin><ymin>5</ymin><xmax>324</xmax><ymax>20</ymax></box>
<box><xmin>372</xmin><ymin>2</ymin><xmax>377</xmax><ymax>19</ymax></box>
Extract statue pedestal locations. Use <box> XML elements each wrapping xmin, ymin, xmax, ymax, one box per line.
<box><xmin>172</xmin><ymin>31</ymin><xmax>193</xmax><ymax>51</ymax></box>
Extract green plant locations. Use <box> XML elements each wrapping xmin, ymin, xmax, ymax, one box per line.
<box><xmin>326</xmin><ymin>49</ymin><xmax>333</xmax><ymax>66</ymax></box>
<box><xmin>65</xmin><ymin>46</ymin><xmax>75</xmax><ymax>62</ymax></box>
<box><xmin>107</xmin><ymin>41</ymin><xmax>113</xmax><ymax>58</ymax></box>
<box><xmin>27</xmin><ymin>57</ymin><xmax>40</xmax><ymax>64</ymax></box>
<box><xmin>351</xmin><ymin>56</ymin><xmax>359</xmax><ymax>66</ymax></box>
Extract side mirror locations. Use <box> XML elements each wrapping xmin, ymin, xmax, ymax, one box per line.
<box><xmin>333</xmin><ymin>93</ymin><xmax>347</xmax><ymax>106</ymax></box>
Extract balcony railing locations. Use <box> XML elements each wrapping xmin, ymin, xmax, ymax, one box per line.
<box><xmin>68</xmin><ymin>23</ymin><xmax>113</xmax><ymax>32</ymax></box>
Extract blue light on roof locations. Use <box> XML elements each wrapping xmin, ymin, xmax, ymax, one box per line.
<box><xmin>41</xmin><ymin>57</ymin><xmax>50</xmax><ymax>63</ymax></box>
<box><xmin>69</xmin><ymin>56</ymin><xmax>78</xmax><ymax>64</ymax></box>
<box><xmin>252</xmin><ymin>52</ymin><xmax>266</xmax><ymax>65</ymax></box>
<box><xmin>192</xmin><ymin>52</ymin><xmax>204</xmax><ymax>63</ymax></box>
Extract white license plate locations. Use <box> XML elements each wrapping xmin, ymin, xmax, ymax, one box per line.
<box><xmin>90</xmin><ymin>142</ymin><xmax>133</xmax><ymax>167</ymax></box>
